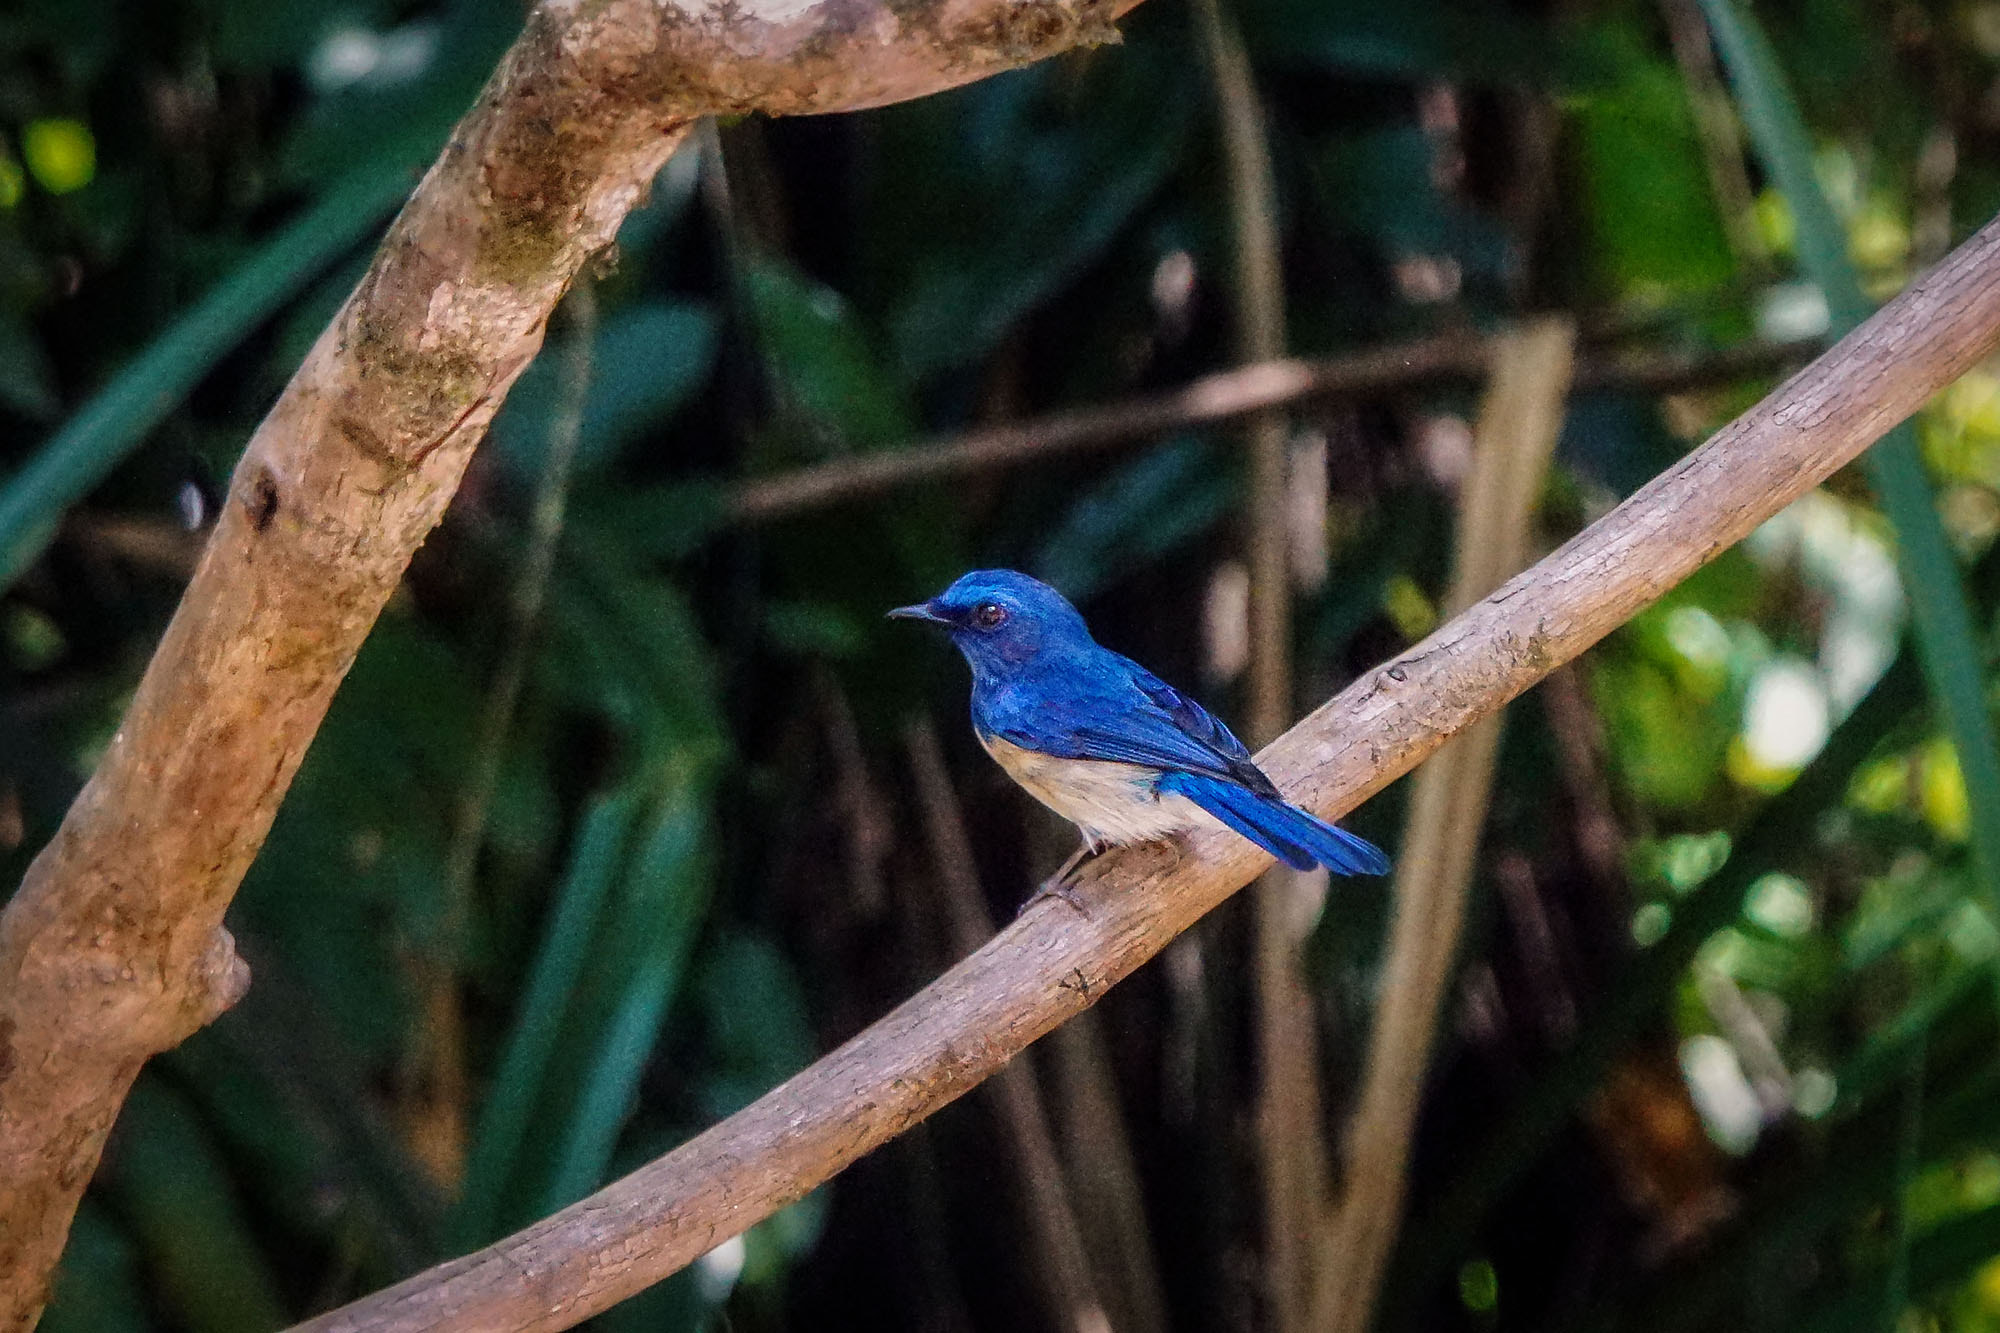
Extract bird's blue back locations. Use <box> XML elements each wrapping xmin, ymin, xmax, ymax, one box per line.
<box><xmin>895</xmin><ymin>569</ymin><xmax>1389</xmax><ymax>877</ymax></box>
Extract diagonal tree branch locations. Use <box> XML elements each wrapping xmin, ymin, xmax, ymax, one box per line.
<box><xmin>0</xmin><ymin>0</ymin><xmax>1135</xmax><ymax>1324</ymax></box>
<box><xmin>288</xmin><ymin>213</ymin><xmax>2000</xmax><ymax>1333</ymax></box>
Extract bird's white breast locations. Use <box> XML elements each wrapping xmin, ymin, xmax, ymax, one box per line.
<box><xmin>980</xmin><ymin>734</ymin><xmax>1215</xmax><ymax>849</ymax></box>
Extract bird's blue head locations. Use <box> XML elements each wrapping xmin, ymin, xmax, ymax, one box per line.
<box><xmin>888</xmin><ymin>569</ymin><xmax>1094</xmax><ymax>681</ymax></box>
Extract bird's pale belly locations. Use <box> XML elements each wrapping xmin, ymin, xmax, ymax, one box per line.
<box><xmin>980</xmin><ymin>734</ymin><xmax>1216</xmax><ymax>849</ymax></box>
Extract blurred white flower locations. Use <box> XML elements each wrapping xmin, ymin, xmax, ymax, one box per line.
<box><xmin>1742</xmin><ymin>658</ymin><xmax>1830</xmax><ymax>772</ymax></box>
<box><xmin>1681</xmin><ymin>1034</ymin><xmax>1762</xmax><ymax>1154</ymax></box>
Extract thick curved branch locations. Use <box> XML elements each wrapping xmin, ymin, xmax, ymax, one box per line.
<box><xmin>0</xmin><ymin>0</ymin><xmax>1135</xmax><ymax>1325</ymax></box>
<box><xmin>290</xmin><ymin>215</ymin><xmax>2000</xmax><ymax>1333</ymax></box>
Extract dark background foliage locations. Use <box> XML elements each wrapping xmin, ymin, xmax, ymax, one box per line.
<box><xmin>7</xmin><ymin>0</ymin><xmax>2000</xmax><ymax>1327</ymax></box>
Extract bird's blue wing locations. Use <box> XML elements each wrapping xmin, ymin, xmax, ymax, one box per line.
<box><xmin>986</xmin><ymin>655</ymin><xmax>1278</xmax><ymax>794</ymax></box>
<box><xmin>1076</xmin><ymin>667</ymin><xmax>1275</xmax><ymax>790</ymax></box>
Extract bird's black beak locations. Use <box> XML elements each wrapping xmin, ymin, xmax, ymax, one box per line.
<box><xmin>887</xmin><ymin>601</ymin><xmax>950</xmax><ymax>625</ymax></box>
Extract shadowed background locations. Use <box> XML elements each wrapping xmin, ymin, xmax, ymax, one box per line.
<box><xmin>5</xmin><ymin>0</ymin><xmax>2000</xmax><ymax>1328</ymax></box>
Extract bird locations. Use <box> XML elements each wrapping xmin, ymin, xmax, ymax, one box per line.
<box><xmin>890</xmin><ymin>569</ymin><xmax>1389</xmax><ymax>898</ymax></box>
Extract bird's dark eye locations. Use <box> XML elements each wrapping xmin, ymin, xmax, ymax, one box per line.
<box><xmin>971</xmin><ymin>602</ymin><xmax>1007</xmax><ymax>630</ymax></box>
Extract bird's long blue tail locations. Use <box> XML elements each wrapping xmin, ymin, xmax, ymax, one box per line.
<box><xmin>1159</xmin><ymin>772</ymin><xmax>1391</xmax><ymax>876</ymax></box>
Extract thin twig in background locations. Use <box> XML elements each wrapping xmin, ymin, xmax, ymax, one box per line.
<box><xmin>904</xmin><ymin>720</ymin><xmax>1112</xmax><ymax>1333</ymax></box>
<box><xmin>41</xmin><ymin>333</ymin><xmax>1818</xmax><ymax>594</ymax></box>
<box><xmin>57</xmin><ymin>514</ymin><xmax>203</xmax><ymax>578</ymax></box>
<box><xmin>1660</xmin><ymin>0</ymin><xmax>1771</xmax><ymax>275</ymax></box>
<box><xmin>1529</xmin><ymin>662</ymin><xmax>1626</xmax><ymax>1041</ymax></box>
<box><xmin>1692</xmin><ymin>965</ymin><xmax>1791</xmax><ymax>1116</ymax></box>
<box><xmin>1195</xmin><ymin>0</ymin><xmax>1291</xmax><ymax>752</ymax></box>
<box><xmin>1043</xmin><ymin>1012</ymin><xmax>1170</xmax><ymax>1333</ymax></box>
<box><xmin>1886</xmin><ymin>1038</ymin><xmax>1926</xmax><ymax>1323</ymax></box>
<box><xmin>1312</xmin><ymin>316</ymin><xmax>1577</xmax><ymax>1333</ymax></box>
<box><xmin>1497</xmin><ymin>92</ymin><xmax>1560</xmax><ymax>305</ymax></box>
<box><xmin>1914</xmin><ymin>126</ymin><xmax>1959</xmax><ymax>267</ymax></box>
<box><xmin>820</xmin><ymin>675</ymin><xmax>895</xmax><ymax>915</ymax></box>
<box><xmin>408</xmin><ymin>282</ymin><xmax>600</xmax><ymax>1189</ymax></box>
<box><xmin>1540</xmin><ymin>664</ymin><xmax>1629</xmax><ymax>893</ymax></box>
<box><xmin>727</xmin><ymin>335</ymin><xmax>1818</xmax><ymax>524</ymax></box>
<box><xmin>1189</xmin><ymin>0</ymin><xmax>1328</xmax><ymax>1325</ymax></box>
<box><xmin>0</xmin><ymin>0</ymin><xmax>1146</xmax><ymax>1318</ymax></box>
<box><xmin>285</xmin><ymin>213</ymin><xmax>2000</xmax><ymax>1333</ymax></box>
<box><xmin>1490</xmin><ymin>851</ymin><xmax>1577</xmax><ymax>1044</ymax></box>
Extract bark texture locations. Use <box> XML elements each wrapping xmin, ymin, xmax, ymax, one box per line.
<box><xmin>289</xmin><ymin>212</ymin><xmax>2000</xmax><ymax>1333</ymax></box>
<box><xmin>0</xmin><ymin>0</ymin><xmax>1131</xmax><ymax>1324</ymax></box>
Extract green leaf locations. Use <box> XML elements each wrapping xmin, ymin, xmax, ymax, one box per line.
<box><xmin>1799</xmin><ymin>1199</ymin><xmax>2000</xmax><ymax>1331</ymax></box>
<box><xmin>1699</xmin><ymin>0</ymin><xmax>2000</xmax><ymax>922</ymax></box>
<box><xmin>0</xmin><ymin>309</ymin><xmax>58</xmax><ymax>421</ymax></box>
<box><xmin>455</xmin><ymin>791</ymin><xmax>639</xmax><ymax>1246</ymax></box>
<box><xmin>1311</xmin><ymin>126</ymin><xmax>1455</xmax><ymax>255</ymax></box>
<box><xmin>541</xmin><ymin>543</ymin><xmax>727</xmax><ymax>763</ymax></box>
<box><xmin>0</xmin><ymin>156</ymin><xmax>415</xmax><ymax>588</ymax></box>
<box><xmin>1032</xmin><ymin>435</ymin><xmax>1235</xmax><ymax>600</ymax></box>
<box><xmin>539</xmin><ymin>795</ymin><xmax>712</xmax><ymax>1211</ymax></box>
<box><xmin>107</xmin><ymin>1081</ymin><xmax>289</xmax><ymax>1333</ymax></box>
<box><xmin>210</xmin><ymin>0</ymin><xmax>404</xmax><ymax>68</ymax></box>
<box><xmin>39</xmin><ymin>1201</ymin><xmax>151</xmax><ymax>1333</ymax></box>
<box><xmin>456</xmin><ymin>779</ymin><xmax>715</xmax><ymax>1240</ymax></box>
<box><xmin>236</xmin><ymin>616</ymin><xmax>479</xmax><ymax>1056</ymax></box>
<box><xmin>1568</xmin><ymin>25</ymin><xmax>1737</xmax><ymax>297</ymax></box>
<box><xmin>583</xmin><ymin>481</ymin><xmax>734</xmax><ymax>563</ymax></box>
<box><xmin>742</xmin><ymin>256</ymin><xmax>914</xmax><ymax>454</ymax></box>
<box><xmin>491</xmin><ymin>300</ymin><xmax>719</xmax><ymax>481</ymax></box>
<box><xmin>166</xmin><ymin>1010</ymin><xmax>445</xmax><ymax>1275</ymax></box>
<box><xmin>863</xmin><ymin>57</ymin><xmax>1188</xmax><ymax>379</ymax></box>
<box><xmin>1238</xmin><ymin>0</ymin><xmax>1551</xmax><ymax>81</ymax></box>
<box><xmin>276</xmin><ymin>2</ymin><xmax>519</xmax><ymax>185</ymax></box>
<box><xmin>696</xmin><ymin>931</ymin><xmax>816</xmax><ymax>1121</ymax></box>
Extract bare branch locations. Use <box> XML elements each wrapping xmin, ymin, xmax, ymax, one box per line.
<box><xmin>1192</xmin><ymin>0</ymin><xmax>1291</xmax><ymax>747</ymax></box>
<box><xmin>1041</xmin><ymin>1007</ymin><xmax>1169</xmax><ymax>1333</ymax></box>
<box><xmin>0</xmin><ymin>0</ymin><xmax>1139</xmax><ymax>1323</ymax></box>
<box><xmin>1312</xmin><ymin>317</ymin><xmax>1576</xmax><ymax>1333</ymax></box>
<box><xmin>1189</xmin><ymin>0</ymin><xmax>1326</xmax><ymax>1321</ymax></box>
<box><xmin>288</xmin><ymin>211</ymin><xmax>2000</xmax><ymax>1333</ymax></box>
<box><xmin>1660</xmin><ymin>0</ymin><xmax>1770</xmax><ymax>275</ymax></box>
<box><xmin>726</xmin><ymin>334</ymin><xmax>1818</xmax><ymax>523</ymax></box>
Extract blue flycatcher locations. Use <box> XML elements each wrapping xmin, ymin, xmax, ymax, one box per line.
<box><xmin>891</xmin><ymin>570</ymin><xmax>1389</xmax><ymax>894</ymax></box>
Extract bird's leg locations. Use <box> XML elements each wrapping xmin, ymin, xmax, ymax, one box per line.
<box><xmin>1021</xmin><ymin>837</ymin><xmax>1102</xmax><ymax>916</ymax></box>
<box><xmin>1047</xmin><ymin>841</ymin><xmax>1095</xmax><ymax>885</ymax></box>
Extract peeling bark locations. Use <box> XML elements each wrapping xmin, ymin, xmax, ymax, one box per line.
<box><xmin>0</xmin><ymin>0</ymin><xmax>1135</xmax><ymax>1324</ymax></box>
